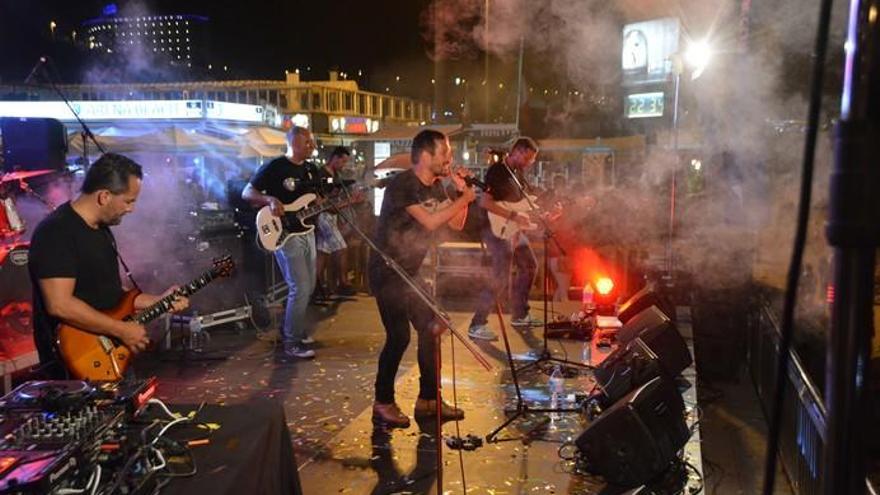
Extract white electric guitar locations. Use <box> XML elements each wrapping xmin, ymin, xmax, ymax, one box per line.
<box><xmin>255</xmin><ymin>189</ymin><xmax>365</xmax><ymax>252</ymax></box>
<box><xmin>486</xmin><ymin>195</ymin><xmax>542</xmax><ymax>240</ymax></box>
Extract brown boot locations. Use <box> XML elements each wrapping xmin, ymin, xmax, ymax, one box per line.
<box><xmin>372</xmin><ymin>402</ymin><xmax>411</xmax><ymax>428</ymax></box>
<box><xmin>413</xmin><ymin>398</ymin><xmax>465</xmax><ymax>421</ymax></box>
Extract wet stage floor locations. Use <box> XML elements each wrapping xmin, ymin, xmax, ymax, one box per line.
<box><xmin>137</xmin><ymin>296</ymin><xmax>703</xmax><ymax>494</ymax></box>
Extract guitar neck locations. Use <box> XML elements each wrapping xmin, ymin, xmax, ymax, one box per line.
<box><xmin>295</xmin><ymin>197</ymin><xmax>354</xmax><ymax>220</ymax></box>
<box><xmin>132</xmin><ymin>269</ymin><xmax>219</xmax><ymax>324</ymax></box>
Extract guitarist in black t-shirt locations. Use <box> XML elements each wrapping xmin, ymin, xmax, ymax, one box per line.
<box><xmin>29</xmin><ymin>153</ymin><xmax>189</xmax><ymax>379</ymax></box>
<box><xmin>241</xmin><ymin>126</ymin><xmax>323</xmax><ymax>358</ymax></box>
<box><xmin>467</xmin><ymin>137</ymin><xmax>543</xmax><ymax>341</ymax></box>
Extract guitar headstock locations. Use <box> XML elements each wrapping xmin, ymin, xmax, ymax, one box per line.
<box><xmin>211</xmin><ymin>255</ymin><xmax>236</xmax><ymax>278</ymax></box>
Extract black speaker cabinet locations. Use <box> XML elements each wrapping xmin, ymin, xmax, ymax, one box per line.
<box><xmin>593</xmin><ymin>307</ymin><xmax>692</xmax><ymax>407</ymax></box>
<box><xmin>618</xmin><ymin>305</ymin><xmax>671</xmax><ymax>344</ymax></box>
<box><xmin>617</xmin><ymin>282</ymin><xmax>675</xmax><ymax>324</ymax></box>
<box><xmin>1</xmin><ymin>117</ymin><xmax>67</xmax><ymax>172</ymax></box>
<box><xmin>576</xmin><ymin>377</ymin><xmax>690</xmax><ymax>488</ymax></box>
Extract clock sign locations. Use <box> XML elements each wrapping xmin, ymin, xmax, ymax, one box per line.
<box><xmin>622</xmin><ymin>29</ymin><xmax>648</xmax><ymax>72</ymax></box>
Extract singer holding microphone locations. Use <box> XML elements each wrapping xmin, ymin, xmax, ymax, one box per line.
<box><xmin>369</xmin><ymin>129</ymin><xmax>476</xmax><ymax>428</ymax></box>
<box><xmin>242</xmin><ymin>126</ymin><xmax>321</xmax><ymax>358</ymax></box>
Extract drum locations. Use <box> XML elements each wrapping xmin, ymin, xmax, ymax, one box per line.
<box><xmin>0</xmin><ymin>242</ymin><xmax>31</xmax><ymax>304</ymax></box>
<box><xmin>0</xmin><ymin>197</ymin><xmax>25</xmax><ymax>237</ymax></box>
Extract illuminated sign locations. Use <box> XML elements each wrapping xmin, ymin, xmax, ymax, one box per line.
<box><xmin>625</xmin><ymin>92</ymin><xmax>665</xmax><ymax>118</ymax></box>
<box><xmin>0</xmin><ymin>100</ymin><xmax>263</xmax><ymax>122</ymax></box>
<box><xmin>621</xmin><ymin>18</ymin><xmax>680</xmax><ymax>86</ymax></box>
<box><xmin>330</xmin><ymin>116</ymin><xmax>379</xmax><ymax>134</ymax></box>
<box><xmin>204</xmin><ymin>101</ymin><xmax>263</xmax><ymax>122</ymax></box>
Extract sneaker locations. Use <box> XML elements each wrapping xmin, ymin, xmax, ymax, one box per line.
<box><xmin>284</xmin><ymin>345</ymin><xmax>315</xmax><ymax>359</ymax></box>
<box><xmin>467</xmin><ymin>324</ymin><xmax>498</xmax><ymax>341</ymax></box>
<box><xmin>300</xmin><ymin>336</ymin><xmax>315</xmax><ymax>345</ymax></box>
<box><xmin>414</xmin><ymin>398</ymin><xmax>465</xmax><ymax>421</ymax></box>
<box><xmin>511</xmin><ymin>315</ymin><xmax>544</xmax><ymax>327</ymax></box>
<box><xmin>372</xmin><ymin>402</ymin><xmax>411</xmax><ymax>428</ymax></box>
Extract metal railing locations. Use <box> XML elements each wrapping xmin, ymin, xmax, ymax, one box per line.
<box><xmin>748</xmin><ymin>294</ymin><xmax>877</xmax><ymax>494</ymax></box>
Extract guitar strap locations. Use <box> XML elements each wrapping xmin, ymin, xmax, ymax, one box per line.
<box><xmin>102</xmin><ymin>227</ymin><xmax>141</xmax><ymax>292</ymax></box>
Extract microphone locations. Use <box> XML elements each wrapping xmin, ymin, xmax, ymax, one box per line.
<box><xmin>23</xmin><ymin>56</ymin><xmax>47</xmax><ymax>84</ymax></box>
<box><xmin>464</xmin><ymin>176</ymin><xmax>488</xmax><ymax>191</ymax></box>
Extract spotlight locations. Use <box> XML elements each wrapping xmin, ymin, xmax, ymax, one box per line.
<box><xmin>593</xmin><ymin>276</ymin><xmax>617</xmax><ymax>316</ymax></box>
<box><xmin>595</xmin><ymin>277</ymin><xmax>614</xmax><ymax>295</ymax></box>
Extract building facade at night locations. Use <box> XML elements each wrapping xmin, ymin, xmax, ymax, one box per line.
<box><xmin>82</xmin><ymin>7</ymin><xmax>211</xmax><ymax>77</ymax></box>
<box><xmin>0</xmin><ymin>72</ymin><xmax>431</xmax><ymax>143</ymax></box>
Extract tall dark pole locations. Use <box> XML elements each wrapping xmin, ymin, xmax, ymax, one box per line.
<box><xmin>824</xmin><ymin>0</ymin><xmax>880</xmax><ymax>492</ymax></box>
<box><xmin>433</xmin><ymin>1</ymin><xmax>447</xmax><ymax>122</ymax></box>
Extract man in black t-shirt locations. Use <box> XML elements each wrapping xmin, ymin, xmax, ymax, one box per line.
<box><xmin>468</xmin><ymin>137</ymin><xmax>542</xmax><ymax>341</ymax></box>
<box><xmin>29</xmin><ymin>153</ymin><xmax>189</xmax><ymax>379</ymax></box>
<box><xmin>242</xmin><ymin>126</ymin><xmax>322</xmax><ymax>358</ymax></box>
<box><xmin>369</xmin><ymin>129</ymin><xmax>476</xmax><ymax>428</ymax></box>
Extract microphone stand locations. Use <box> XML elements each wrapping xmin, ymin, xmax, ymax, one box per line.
<box><xmin>330</xmin><ymin>177</ymin><xmax>492</xmax><ymax>495</ymax></box>
<box><xmin>501</xmin><ymin>163</ymin><xmax>590</xmax><ymax>373</ymax></box>
<box><xmin>483</xmin><ymin>163</ymin><xmax>586</xmax><ymax>444</ymax></box>
<box><xmin>42</xmin><ymin>58</ymin><xmax>105</xmax><ymax>167</ymax></box>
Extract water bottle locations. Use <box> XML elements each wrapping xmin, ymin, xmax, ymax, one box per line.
<box><xmin>549</xmin><ymin>365</ymin><xmax>564</xmax><ymax>422</ymax></box>
<box><xmin>582</xmin><ymin>284</ymin><xmax>595</xmax><ymax>311</ymax></box>
<box><xmin>582</xmin><ymin>340</ymin><xmax>592</xmax><ymax>365</ymax></box>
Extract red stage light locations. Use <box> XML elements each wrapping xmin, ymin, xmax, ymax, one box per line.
<box><xmin>595</xmin><ymin>277</ymin><xmax>614</xmax><ymax>295</ymax></box>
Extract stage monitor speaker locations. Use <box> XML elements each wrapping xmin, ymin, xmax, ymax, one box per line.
<box><xmin>576</xmin><ymin>376</ymin><xmax>689</xmax><ymax>488</ymax></box>
<box><xmin>593</xmin><ymin>308</ymin><xmax>692</xmax><ymax>407</ymax></box>
<box><xmin>0</xmin><ymin>117</ymin><xmax>67</xmax><ymax>172</ymax></box>
<box><xmin>618</xmin><ymin>305</ymin><xmax>671</xmax><ymax>344</ymax></box>
<box><xmin>617</xmin><ymin>282</ymin><xmax>674</xmax><ymax>324</ymax></box>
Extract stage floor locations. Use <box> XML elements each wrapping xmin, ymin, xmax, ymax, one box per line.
<box><xmin>138</xmin><ymin>297</ymin><xmax>704</xmax><ymax>494</ymax></box>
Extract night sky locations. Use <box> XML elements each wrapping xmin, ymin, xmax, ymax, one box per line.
<box><xmin>0</xmin><ymin>0</ymin><xmax>435</xmax><ymax>95</ymax></box>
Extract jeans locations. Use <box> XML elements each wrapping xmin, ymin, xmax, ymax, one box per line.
<box><xmin>275</xmin><ymin>232</ymin><xmax>316</xmax><ymax>346</ymax></box>
<box><xmin>372</xmin><ymin>277</ymin><xmax>438</xmax><ymax>404</ymax></box>
<box><xmin>471</xmin><ymin>231</ymin><xmax>537</xmax><ymax>326</ymax></box>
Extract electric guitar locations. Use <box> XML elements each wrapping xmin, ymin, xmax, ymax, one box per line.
<box><xmin>56</xmin><ymin>256</ymin><xmax>235</xmax><ymax>381</ymax></box>
<box><xmin>255</xmin><ymin>188</ymin><xmax>366</xmax><ymax>252</ymax></box>
<box><xmin>487</xmin><ymin>195</ymin><xmax>566</xmax><ymax>241</ymax></box>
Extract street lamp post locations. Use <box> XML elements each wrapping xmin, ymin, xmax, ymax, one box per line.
<box><xmin>665</xmin><ymin>39</ymin><xmax>712</xmax><ymax>284</ymax></box>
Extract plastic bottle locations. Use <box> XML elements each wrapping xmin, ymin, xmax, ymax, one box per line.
<box><xmin>549</xmin><ymin>365</ymin><xmax>564</xmax><ymax>422</ymax></box>
<box><xmin>582</xmin><ymin>340</ymin><xmax>592</xmax><ymax>365</ymax></box>
<box><xmin>582</xmin><ymin>284</ymin><xmax>595</xmax><ymax>312</ymax></box>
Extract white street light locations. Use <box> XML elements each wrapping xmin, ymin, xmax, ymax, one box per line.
<box><xmin>685</xmin><ymin>39</ymin><xmax>712</xmax><ymax>80</ymax></box>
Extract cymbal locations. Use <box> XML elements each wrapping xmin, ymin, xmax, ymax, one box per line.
<box><xmin>0</xmin><ymin>170</ymin><xmax>54</xmax><ymax>184</ymax></box>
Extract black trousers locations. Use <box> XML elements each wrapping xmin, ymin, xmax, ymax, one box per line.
<box><xmin>372</xmin><ymin>274</ymin><xmax>438</xmax><ymax>404</ymax></box>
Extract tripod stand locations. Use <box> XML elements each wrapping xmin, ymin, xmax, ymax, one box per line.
<box><xmin>485</xmin><ymin>167</ymin><xmax>590</xmax><ymax>444</ymax></box>
<box><xmin>499</xmin><ymin>164</ymin><xmax>590</xmax><ymax>374</ymax></box>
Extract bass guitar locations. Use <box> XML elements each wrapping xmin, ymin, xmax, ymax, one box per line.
<box><xmin>255</xmin><ymin>188</ymin><xmax>366</xmax><ymax>252</ymax></box>
<box><xmin>57</xmin><ymin>256</ymin><xmax>235</xmax><ymax>381</ymax></box>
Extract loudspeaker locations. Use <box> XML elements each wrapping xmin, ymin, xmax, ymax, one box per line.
<box><xmin>617</xmin><ymin>282</ymin><xmax>674</xmax><ymax>324</ymax></box>
<box><xmin>576</xmin><ymin>377</ymin><xmax>689</xmax><ymax>488</ymax></box>
<box><xmin>593</xmin><ymin>306</ymin><xmax>692</xmax><ymax>407</ymax></box>
<box><xmin>1</xmin><ymin>117</ymin><xmax>67</xmax><ymax>172</ymax></box>
<box><xmin>0</xmin><ymin>244</ymin><xmax>31</xmax><ymax>304</ymax></box>
<box><xmin>618</xmin><ymin>305</ymin><xmax>671</xmax><ymax>344</ymax></box>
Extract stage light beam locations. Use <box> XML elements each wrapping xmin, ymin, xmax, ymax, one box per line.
<box><xmin>595</xmin><ymin>277</ymin><xmax>614</xmax><ymax>296</ymax></box>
